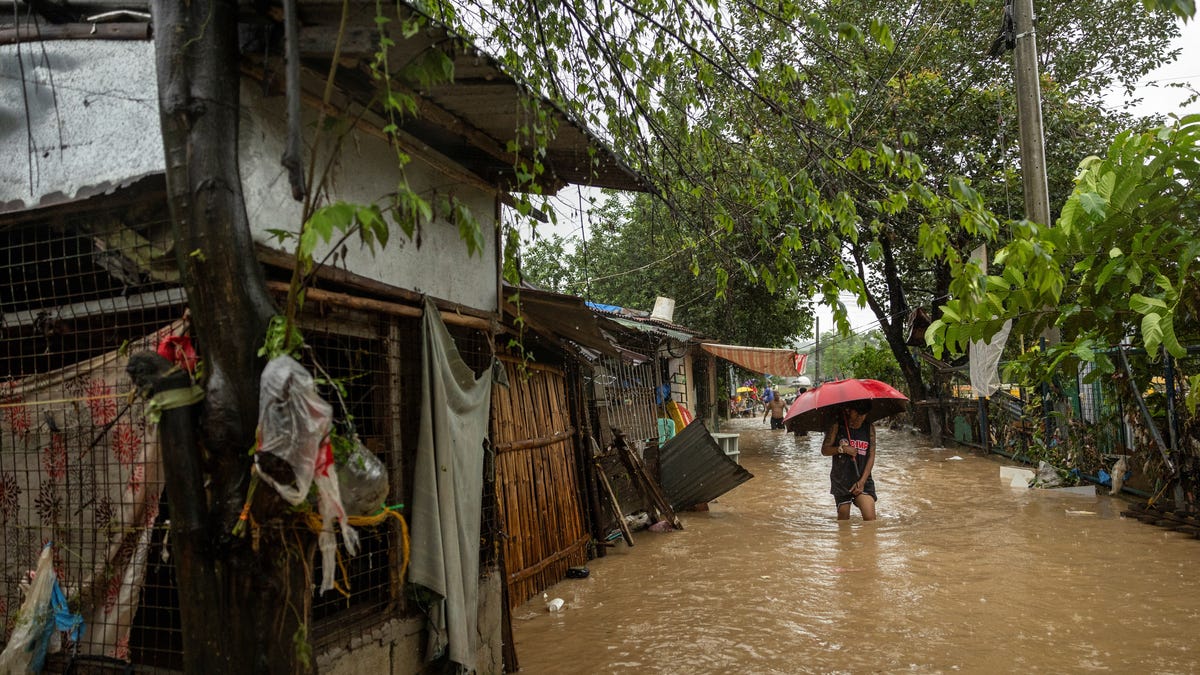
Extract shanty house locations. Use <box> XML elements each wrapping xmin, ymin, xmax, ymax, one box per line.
<box><xmin>0</xmin><ymin>2</ymin><xmax>640</xmax><ymax>672</ymax></box>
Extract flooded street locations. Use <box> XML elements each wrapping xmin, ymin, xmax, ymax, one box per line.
<box><xmin>512</xmin><ymin>418</ymin><xmax>1200</xmax><ymax>673</ymax></box>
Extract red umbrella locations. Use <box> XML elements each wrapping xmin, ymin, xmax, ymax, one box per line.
<box><xmin>783</xmin><ymin>378</ymin><xmax>909</xmax><ymax>433</ymax></box>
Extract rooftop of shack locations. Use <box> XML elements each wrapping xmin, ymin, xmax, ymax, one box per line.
<box><xmin>0</xmin><ymin>0</ymin><xmax>647</xmax><ymax>215</ymax></box>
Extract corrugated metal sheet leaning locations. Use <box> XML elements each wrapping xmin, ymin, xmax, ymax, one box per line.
<box><xmin>657</xmin><ymin>422</ymin><xmax>754</xmax><ymax>512</ymax></box>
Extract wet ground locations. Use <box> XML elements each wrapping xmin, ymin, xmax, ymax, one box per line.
<box><xmin>511</xmin><ymin>417</ymin><xmax>1200</xmax><ymax>673</ymax></box>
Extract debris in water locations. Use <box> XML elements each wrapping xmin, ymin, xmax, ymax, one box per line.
<box><xmin>946</xmin><ymin>456</ymin><xmax>963</xmax><ymax>461</ymax></box>
<box><xmin>1111</xmin><ymin>456</ymin><xmax>1129</xmax><ymax>495</ymax></box>
<box><xmin>543</xmin><ymin>592</ymin><xmax>564</xmax><ymax>612</ymax></box>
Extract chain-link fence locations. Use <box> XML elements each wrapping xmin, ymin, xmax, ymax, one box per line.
<box><xmin>939</xmin><ymin>346</ymin><xmax>1198</xmax><ymax>510</ymax></box>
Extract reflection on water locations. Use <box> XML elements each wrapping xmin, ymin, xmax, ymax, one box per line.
<box><xmin>512</xmin><ymin>418</ymin><xmax>1200</xmax><ymax>673</ymax></box>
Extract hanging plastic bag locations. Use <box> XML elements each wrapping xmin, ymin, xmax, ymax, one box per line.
<box><xmin>0</xmin><ymin>545</ymin><xmax>57</xmax><ymax>673</ymax></box>
<box><xmin>1111</xmin><ymin>455</ymin><xmax>1129</xmax><ymax>495</ymax></box>
<box><xmin>255</xmin><ymin>356</ymin><xmax>332</xmax><ymax>505</ymax></box>
<box><xmin>337</xmin><ymin>439</ymin><xmax>390</xmax><ymax>516</ymax></box>
<box><xmin>315</xmin><ymin>439</ymin><xmax>359</xmax><ymax>594</ymax></box>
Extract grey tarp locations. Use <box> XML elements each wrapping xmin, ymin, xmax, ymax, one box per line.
<box><xmin>409</xmin><ymin>299</ymin><xmax>494</xmax><ymax>671</ymax></box>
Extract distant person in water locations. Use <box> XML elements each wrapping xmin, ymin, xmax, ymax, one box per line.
<box><xmin>820</xmin><ymin>400</ymin><xmax>877</xmax><ymax>521</ymax></box>
<box><xmin>763</xmin><ymin>396</ymin><xmax>787</xmax><ymax>429</ymax></box>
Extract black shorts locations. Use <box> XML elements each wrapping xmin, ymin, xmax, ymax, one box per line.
<box><xmin>770</xmin><ymin>416</ymin><xmax>785</xmax><ymax>429</ymax></box>
<box><xmin>833</xmin><ymin>479</ymin><xmax>877</xmax><ymax>507</ymax></box>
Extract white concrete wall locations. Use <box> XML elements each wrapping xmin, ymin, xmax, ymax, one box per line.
<box><xmin>238</xmin><ymin>84</ymin><xmax>499</xmax><ymax>313</ymax></box>
<box><xmin>0</xmin><ymin>41</ymin><xmax>499</xmax><ymax>313</ymax></box>
<box><xmin>0</xmin><ymin>41</ymin><xmax>164</xmax><ymax>211</ymax></box>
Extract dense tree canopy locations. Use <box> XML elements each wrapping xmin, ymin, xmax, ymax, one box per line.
<box><xmin>455</xmin><ymin>0</ymin><xmax>1180</xmax><ymax>418</ymax></box>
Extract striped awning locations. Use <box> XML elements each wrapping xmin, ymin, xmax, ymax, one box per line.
<box><xmin>700</xmin><ymin>343</ymin><xmax>808</xmax><ymax>377</ymax></box>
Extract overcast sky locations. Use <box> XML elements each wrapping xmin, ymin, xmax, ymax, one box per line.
<box><xmin>1104</xmin><ymin>18</ymin><xmax>1199</xmax><ymax>118</ymax></box>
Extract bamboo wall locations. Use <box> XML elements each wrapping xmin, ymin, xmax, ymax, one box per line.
<box><xmin>492</xmin><ymin>356</ymin><xmax>589</xmax><ymax>609</ymax></box>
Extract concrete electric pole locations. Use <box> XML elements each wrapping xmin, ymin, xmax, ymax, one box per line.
<box><xmin>1011</xmin><ymin>0</ymin><xmax>1052</xmax><ymax>229</ymax></box>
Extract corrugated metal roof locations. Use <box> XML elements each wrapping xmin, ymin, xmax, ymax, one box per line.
<box><xmin>1</xmin><ymin>1</ymin><xmax>647</xmax><ymax>215</ymax></box>
<box><xmin>607</xmin><ymin>316</ymin><xmax>699</xmax><ymax>343</ymax></box>
<box><xmin>0</xmin><ymin>40</ymin><xmax>164</xmax><ymax>213</ymax></box>
<box><xmin>504</xmin><ymin>284</ymin><xmax>646</xmax><ymax>361</ymax></box>
<box><xmin>658</xmin><ymin>421</ymin><xmax>753</xmax><ymax>511</ymax></box>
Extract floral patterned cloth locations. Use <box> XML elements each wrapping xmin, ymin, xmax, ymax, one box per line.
<box><xmin>0</xmin><ymin>322</ymin><xmax>179</xmax><ymax>660</ymax></box>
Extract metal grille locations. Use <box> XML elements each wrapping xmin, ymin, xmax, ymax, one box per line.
<box><xmin>1</xmin><ymin>211</ymin><xmax>183</xmax><ymax>667</ymax></box>
<box><xmin>589</xmin><ymin>357</ymin><xmax>657</xmax><ymax>447</ymax></box>
<box><xmin>299</xmin><ymin>306</ymin><xmax>500</xmax><ymax>642</ymax></box>
<box><xmin>299</xmin><ymin>317</ymin><xmax>398</xmax><ymax>633</ymax></box>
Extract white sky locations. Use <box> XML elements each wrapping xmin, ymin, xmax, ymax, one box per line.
<box><xmin>1103</xmin><ymin>18</ymin><xmax>1199</xmax><ymax>118</ymax></box>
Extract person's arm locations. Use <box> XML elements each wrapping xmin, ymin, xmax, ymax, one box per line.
<box><xmin>821</xmin><ymin>422</ymin><xmax>845</xmax><ymax>456</ymax></box>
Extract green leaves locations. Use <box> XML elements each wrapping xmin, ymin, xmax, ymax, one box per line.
<box><xmin>1141</xmin><ymin>0</ymin><xmax>1196</xmax><ymax>19</ymax></box>
<box><xmin>930</xmin><ymin>113</ymin><xmax>1200</xmax><ymax>370</ymax></box>
<box><xmin>259</xmin><ymin>315</ymin><xmax>305</xmax><ymax>360</ymax></box>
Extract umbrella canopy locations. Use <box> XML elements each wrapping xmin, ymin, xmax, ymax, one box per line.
<box><xmin>783</xmin><ymin>378</ymin><xmax>909</xmax><ymax>433</ymax></box>
<box><xmin>736</xmin><ymin>386</ymin><xmax>756</xmax><ymax>393</ymax></box>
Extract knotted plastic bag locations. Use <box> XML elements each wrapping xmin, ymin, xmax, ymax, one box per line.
<box><xmin>255</xmin><ymin>356</ymin><xmax>333</xmax><ymax>505</ymax></box>
<box><xmin>315</xmin><ymin>440</ymin><xmax>359</xmax><ymax>593</ymax></box>
<box><xmin>0</xmin><ymin>543</ymin><xmax>84</xmax><ymax>673</ymax></box>
<box><xmin>254</xmin><ymin>356</ymin><xmax>358</xmax><ymax>593</ymax></box>
<box><xmin>337</xmin><ymin>440</ymin><xmax>390</xmax><ymax>516</ymax></box>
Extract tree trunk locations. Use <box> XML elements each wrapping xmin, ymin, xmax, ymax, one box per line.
<box><xmin>858</xmin><ymin>234</ymin><xmax>935</xmax><ymax>434</ymax></box>
<box><xmin>152</xmin><ymin>1</ymin><xmax>313</xmax><ymax>672</ymax></box>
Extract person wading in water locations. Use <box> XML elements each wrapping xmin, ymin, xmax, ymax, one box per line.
<box><xmin>763</xmin><ymin>395</ymin><xmax>787</xmax><ymax>430</ymax></box>
<box><xmin>820</xmin><ymin>400</ymin><xmax>877</xmax><ymax>521</ymax></box>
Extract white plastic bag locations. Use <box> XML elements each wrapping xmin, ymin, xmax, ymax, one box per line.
<box><xmin>1031</xmin><ymin>460</ymin><xmax>1063</xmax><ymax>488</ymax></box>
<box><xmin>255</xmin><ymin>356</ymin><xmax>332</xmax><ymax>505</ymax></box>
<box><xmin>0</xmin><ymin>546</ymin><xmax>56</xmax><ymax>673</ymax></box>
<box><xmin>315</xmin><ymin>440</ymin><xmax>359</xmax><ymax>594</ymax></box>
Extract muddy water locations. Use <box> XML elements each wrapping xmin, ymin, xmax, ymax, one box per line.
<box><xmin>511</xmin><ymin>418</ymin><xmax>1200</xmax><ymax>673</ymax></box>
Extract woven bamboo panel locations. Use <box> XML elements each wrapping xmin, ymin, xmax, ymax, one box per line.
<box><xmin>492</xmin><ymin>356</ymin><xmax>588</xmax><ymax>608</ymax></box>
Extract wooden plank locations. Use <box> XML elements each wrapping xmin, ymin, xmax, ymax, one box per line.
<box><xmin>507</xmin><ymin>534</ymin><xmax>590</xmax><ymax>584</ymax></box>
<box><xmin>264</xmin><ymin>280</ymin><xmax>494</xmax><ymax>331</ymax></box>
<box><xmin>492</xmin><ymin>425</ymin><xmax>576</xmax><ymax>451</ymax></box>
<box><xmin>385</xmin><ymin>318</ymin><xmax>406</xmax><ymax>602</ymax></box>
<box><xmin>596</xmin><ymin>465</ymin><xmax>634</xmax><ymax>547</ymax></box>
<box><xmin>618</xmin><ymin>442</ymin><xmax>683</xmax><ymax>531</ymax></box>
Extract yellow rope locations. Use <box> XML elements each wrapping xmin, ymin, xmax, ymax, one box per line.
<box><xmin>302</xmin><ymin>505</ymin><xmax>411</xmax><ymax>588</ymax></box>
<box><xmin>1147</xmin><ymin>480</ymin><xmax>1173</xmax><ymax>507</ymax></box>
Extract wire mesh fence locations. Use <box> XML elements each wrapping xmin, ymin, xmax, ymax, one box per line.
<box><xmin>2</xmin><ymin>211</ymin><xmax>504</xmax><ymax>666</ymax></box>
<box><xmin>587</xmin><ymin>357</ymin><xmax>657</xmax><ymax>448</ymax></box>
<box><xmin>940</xmin><ymin>345</ymin><xmax>1199</xmax><ymax>508</ymax></box>
<box><xmin>2</xmin><ymin>214</ymin><xmax>183</xmax><ymax>667</ymax></box>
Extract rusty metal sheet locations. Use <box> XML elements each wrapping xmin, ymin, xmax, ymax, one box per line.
<box><xmin>658</xmin><ymin>421</ymin><xmax>753</xmax><ymax>511</ymax></box>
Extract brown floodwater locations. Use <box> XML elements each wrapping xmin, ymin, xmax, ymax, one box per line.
<box><xmin>511</xmin><ymin>417</ymin><xmax>1200</xmax><ymax>674</ymax></box>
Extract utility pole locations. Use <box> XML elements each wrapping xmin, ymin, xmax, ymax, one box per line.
<box><xmin>1011</xmin><ymin>0</ymin><xmax>1065</xmax><ymax>439</ymax></box>
<box><xmin>1013</xmin><ymin>0</ymin><xmax>1058</xmax><ymax>347</ymax></box>
<box><xmin>1012</xmin><ymin>0</ymin><xmax>1052</xmax><ymax>230</ymax></box>
<box><xmin>814</xmin><ymin>316</ymin><xmax>821</xmax><ymax>382</ymax></box>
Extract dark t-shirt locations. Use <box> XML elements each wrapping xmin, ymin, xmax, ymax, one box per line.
<box><xmin>829</xmin><ymin>422</ymin><xmax>876</xmax><ymax>499</ymax></box>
